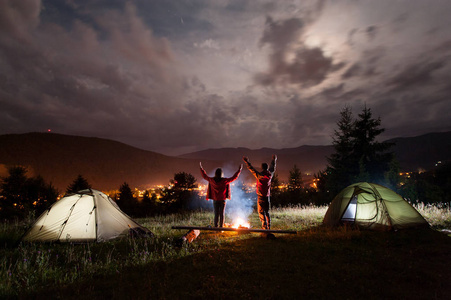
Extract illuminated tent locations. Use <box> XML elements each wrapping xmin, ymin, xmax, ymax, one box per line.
<box><xmin>323</xmin><ymin>182</ymin><xmax>429</xmax><ymax>230</ymax></box>
<box><xmin>22</xmin><ymin>189</ymin><xmax>152</xmax><ymax>242</ymax></box>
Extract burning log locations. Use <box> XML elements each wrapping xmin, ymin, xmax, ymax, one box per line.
<box><xmin>172</xmin><ymin>226</ymin><xmax>297</xmax><ymax>234</ymax></box>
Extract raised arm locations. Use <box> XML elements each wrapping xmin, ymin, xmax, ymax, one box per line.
<box><xmin>269</xmin><ymin>155</ymin><xmax>277</xmax><ymax>173</ymax></box>
<box><xmin>227</xmin><ymin>164</ymin><xmax>243</xmax><ymax>183</ymax></box>
<box><xmin>243</xmin><ymin>156</ymin><xmax>258</xmax><ymax>178</ymax></box>
<box><xmin>199</xmin><ymin>162</ymin><xmax>209</xmax><ymax>180</ymax></box>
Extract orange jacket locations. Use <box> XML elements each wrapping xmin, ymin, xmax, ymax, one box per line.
<box><xmin>244</xmin><ymin>157</ymin><xmax>276</xmax><ymax>197</ymax></box>
<box><xmin>200</xmin><ymin>166</ymin><xmax>241</xmax><ymax>201</ymax></box>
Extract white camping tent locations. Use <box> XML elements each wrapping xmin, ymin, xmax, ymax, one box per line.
<box><xmin>22</xmin><ymin>189</ymin><xmax>152</xmax><ymax>242</ymax></box>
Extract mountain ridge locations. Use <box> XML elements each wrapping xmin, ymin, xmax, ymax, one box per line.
<box><xmin>0</xmin><ymin>131</ymin><xmax>449</xmax><ymax>191</ymax></box>
<box><xmin>0</xmin><ymin>132</ymin><xmax>200</xmax><ymax>191</ymax></box>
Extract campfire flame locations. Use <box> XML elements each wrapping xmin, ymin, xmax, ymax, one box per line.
<box><xmin>231</xmin><ymin>217</ymin><xmax>250</xmax><ymax>229</ymax></box>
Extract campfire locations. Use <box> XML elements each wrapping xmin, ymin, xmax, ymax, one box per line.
<box><xmin>230</xmin><ymin>217</ymin><xmax>250</xmax><ymax>229</ymax></box>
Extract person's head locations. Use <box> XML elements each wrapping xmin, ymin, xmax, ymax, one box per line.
<box><xmin>215</xmin><ymin>168</ymin><xmax>223</xmax><ymax>179</ymax></box>
<box><xmin>261</xmin><ymin>163</ymin><xmax>268</xmax><ymax>171</ymax></box>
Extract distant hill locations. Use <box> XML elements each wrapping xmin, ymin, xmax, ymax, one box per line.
<box><xmin>0</xmin><ymin>133</ymin><xmax>202</xmax><ymax>191</ymax></box>
<box><xmin>386</xmin><ymin>131</ymin><xmax>451</xmax><ymax>171</ymax></box>
<box><xmin>180</xmin><ymin>131</ymin><xmax>451</xmax><ymax>177</ymax></box>
<box><xmin>0</xmin><ymin>131</ymin><xmax>449</xmax><ymax>191</ymax></box>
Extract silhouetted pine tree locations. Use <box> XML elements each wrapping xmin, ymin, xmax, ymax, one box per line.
<box><xmin>141</xmin><ymin>190</ymin><xmax>157</xmax><ymax>216</ymax></box>
<box><xmin>66</xmin><ymin>175</ymin><xmax>91</xmax><ymax>194</ymax></box>
<box><xmin>171</xmin><ymin>172</ymin><xmax>197</xmax><ymax>211</ymax></box>
<box><xmin>118</xmin><ymin>182</ymin><xmax>135</xmax><ymax>215</ymax></box>
<box><xmin>0</xmin><ymin>166</ymin><xmax>58</xmax><ymax>219</ymax></box>
<box><xmin>322</xmin><ymin>105</ymin><xmax>394</xmax><ymax>197</ymax></box>
<box><xmin>288</xmin><ymin>165</ymin><xmax>303</xmax><ymax>191</ymax></box>
<box><xmin>353</xmin><ymin>106</ymin><xmax>394</xmax><ymax>183</ymax></box>
<box><xmin>325</xmin><ymin>106</ymin><xmax>356</xmax><ymax>193</ymax></box>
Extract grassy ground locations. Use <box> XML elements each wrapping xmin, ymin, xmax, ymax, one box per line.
<box><xmin>1</xmin><ymin>204</ymin><xmax>451</xmax><ymax>299</ymax></box>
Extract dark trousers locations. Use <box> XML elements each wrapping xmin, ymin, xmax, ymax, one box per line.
<box><xmin>257</xmin><ymin>196</ymin><xmax>271</xmax><ymax>229</ymax></box>
<box><xmin>213</xmin><ymin>200</ymin><xmax>226</xmax><ymax>227</ymax></box>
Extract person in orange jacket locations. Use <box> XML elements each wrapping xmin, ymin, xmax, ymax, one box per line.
<box><xmin>200</xmin><ymin>162</ymin><xmax>242</xmax><ymax>227</ymax></box>
<box><xmin>243</xmin><ymin>155</ymin><xmax>277</xmax><ymax>229</ymax></box>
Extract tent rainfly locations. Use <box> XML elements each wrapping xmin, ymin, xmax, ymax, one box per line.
<box><xmin>22</xmin><ymin>189</ymin><xmax>152</xmax><ymax>242</ymax></box>
<box><xmin>323</xmin><ymin>182</ymin><xmax>429</xmax><ymax>230</ymax></box>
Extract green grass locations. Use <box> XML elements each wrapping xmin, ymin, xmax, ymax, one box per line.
<box><xmin>1</xmin><ymin>204</ymin><xmax>450</xmax><ymax>299</ymax></box>
<box><xmin>414</xmin><ymin>202</ymin><xmax>451</xmax><ymax>229</ymax></box>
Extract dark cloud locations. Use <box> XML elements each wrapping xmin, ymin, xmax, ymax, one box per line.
<box><xmin>0</xmin><ymin>0</ymin><xmax>185</xmax><ymax>138</ymax></box>
<box><xmin>285</xmin><ymin>93</ymin><xmax>342</xmax><ymax>146</ymax></box>
<box><xmin>289</xmin><ymin>47</ymin><xmax>337</xmax><ymax>85</ymax></box>
<box><xmin>1</xmin><ymin>0</ymin><xmax>450</xmax><ymax>156</ymax></box>
<box><xmin>363</xmin><ymin>47</ymin><xmax>386</xmax><ymax>65</ymax></box>
<box><xmin>255</xmin><ymin>16</ymin><xmax>340</xmax><ymax>88</ymax></box>
<box><xmin>342</xmin><ymin>63</ymin><xmax>362</xmax><ymax>79</ymax></box>
<box><xmin>343</xmin><ymin>45</ymin><xmax>451</xmax><ymax>140</ymax></box>
<box><xmin>433</xmin><ymin>39</ymin><xmax>451</xmax><ymax>54</ymax></box>
<box><xmin>366</xmin><ymin>25</ymin><xmax>378</xmax><ymax>40</ymax></box>
<box><xmin>321</xmin><ymin>84</ymin><xmax>346</xmax><ymax>99</ymax></box>
<box><xmin>387</xmin><ymin>60</ymin><xmax>446</xmax><ymax>90</ymax></box>
<box><xmin>346</xmin><ymin>25</ymin><xmax>379</xmax><ymax>48</ymax></box>
<box><xmin>225</xmin><ymin>0</ymin><xmax>250</xmax><ymax>12</ymax></box>
<box><xmin>259</xmin><ymin>16</ymin><xmax>304</xmax><ymax>50</ymax></box>
<box><xmin>342</xmin><ymin>47</ymin><xmax>385</xmax><ymax>79</ymax></box>
<box><xmin>133</xmin><ymin>0</ymin><xmax>214</xmax><ymax>39</ymax></box>
<box><xmin>347</xmin><ymin>28</ymin><xmax>358</xmax><ymax>46</ymax></box>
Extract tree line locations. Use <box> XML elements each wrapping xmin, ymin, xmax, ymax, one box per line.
<box><xmin>0</xmin><ymin>169</ymin><xmax>204</xmax><ymax>219</ymax></box>
<box><xmin>313</xmin><ymin>105</ymin><xmax>450</xmax><ymax>205</ymax></box>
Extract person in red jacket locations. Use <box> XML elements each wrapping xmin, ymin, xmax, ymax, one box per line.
<box><xmin>243</xmin><ymin>155</ymin><xmax>277</xmax><ymax>229</ymax></box>
<box><xmin>200</xmin><ymin>162</ymin><xmax>242</xmax><ymax>227</ymax></box>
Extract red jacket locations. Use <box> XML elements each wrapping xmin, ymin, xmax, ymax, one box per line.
<box><xmin>244</xmin><ymin>158</ymin><xmax>276</xmax><ymax>197</ymax></box>
<box><xmin>200</xmin><ymin>166</ymin><xmax>241</xmax><ymax>201</ymax></box>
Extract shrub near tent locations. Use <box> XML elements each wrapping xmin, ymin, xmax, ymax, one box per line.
<box><xmin>22</xmin><ymin>189</ymin><xmax>152</xmax><ymax>242</ymax></box>
<box><xmin>323</xmin><ymin>182</ymin><xmax>429</xmax><ymax>230</ymax></box>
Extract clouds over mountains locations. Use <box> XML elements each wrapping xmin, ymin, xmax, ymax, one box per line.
<box><xmin>1</xmin><ymin>0</ymin><xmax>450</xmax><ymax>155</ymax></box>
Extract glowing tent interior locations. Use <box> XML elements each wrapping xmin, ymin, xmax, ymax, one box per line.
<box><xmin>323</xmin><ymin>182</ymin><xmax>429</xmax><ymax>230</ymax></box>
<box><xmin>22</xmin><ymin>189</ymin><xmax>152</xmax><ymax>242</ymax></box>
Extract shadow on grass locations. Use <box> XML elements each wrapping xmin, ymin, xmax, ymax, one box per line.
<box><xmin>25</xmin><ymin>227</ymin><xmax>451</xmax><ymax>300</ymax></box>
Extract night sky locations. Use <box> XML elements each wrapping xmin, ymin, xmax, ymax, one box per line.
<box><xmin>1</xmin><ymin>0</ymin><xmax>450</xmax><ymax>155</ymax></box>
